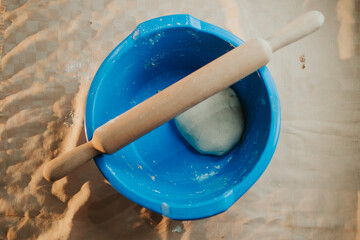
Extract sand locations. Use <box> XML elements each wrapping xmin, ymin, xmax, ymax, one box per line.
<box><xmin>1</xmin><ymin>0</ymin><xmax>359</xmax><ymax>239</ymax></box>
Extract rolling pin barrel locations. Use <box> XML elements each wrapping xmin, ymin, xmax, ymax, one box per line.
<box><xmin>92</xmin><ymin>38</ymin><xmax>272</xmax><ymax>154</ymax></box>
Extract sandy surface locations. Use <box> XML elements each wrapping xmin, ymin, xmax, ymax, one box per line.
<box><xmin>1</xmin><ymin>0</ymin><xmax>359</xmax><ymax>239</ymax></box>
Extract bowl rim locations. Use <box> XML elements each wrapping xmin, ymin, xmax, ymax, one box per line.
<box><xmin>85</xmin><ymin>14</ymin><xmax>281</xmax><ymax>220</ymax></box>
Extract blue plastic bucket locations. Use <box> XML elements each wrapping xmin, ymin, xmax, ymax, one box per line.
<box><xmin>85</xmin><ymin>14</ymin><xmax>281</xmax><ymax>220</ymax></box>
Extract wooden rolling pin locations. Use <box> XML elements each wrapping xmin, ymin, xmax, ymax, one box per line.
<box><xmin>43</xmin><ymin>11</ymin><xmax>324</xmax><ymax>181</ymax></box>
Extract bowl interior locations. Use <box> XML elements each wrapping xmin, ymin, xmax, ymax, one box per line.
<box><xmin>85</xmin><ymin>15</ymin><xmax>277</xmax><ymax>219</ymax></box>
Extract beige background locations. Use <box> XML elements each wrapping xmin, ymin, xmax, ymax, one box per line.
<box><xmin>1</xmin><ymin>0</ymin><xmax>359</xmax><ymax>239</ymax></box>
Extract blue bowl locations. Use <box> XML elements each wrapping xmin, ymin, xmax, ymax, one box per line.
<box><xmin>85</xmin><ymin>14</ymin><xmax>281</xmax><ymax>220</ymax></box>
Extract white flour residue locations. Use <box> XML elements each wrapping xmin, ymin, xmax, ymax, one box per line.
<box><xmin>144</xmin><ymin>53</ymin><xmax>165</xmax><ymax>69</ymax></box>
<box><xmin>195</xmin><ymin>170</ymin><xmax>216</xmax><ymax>182</ymax></box>
<box><xmin>172</xmin><ymin>225</ymin><xmax>182</xmax><ymax>233</ymax></box>
<box><xmin>161</xmin><ymin>202</ymin><xmax>169</xmax><ymax>215</ymax></box>
<box><xmin>65</xmin><ymin>62</ymin><xmax>82</xmax><ymax>72</ymax></box>
<box><xmin>186</xmin><ymin>29</ymin><xmax>202</xmax><ymax>42</ymax></box>
<box><xmin>132</xmin><ymin>28</ymin><xmax>139</xmax><ymax>40</ymax></box>
<box><xmin>149</xmin><ymin>32</ymin><xmax>164</xmax><ymax>46</ymax></box>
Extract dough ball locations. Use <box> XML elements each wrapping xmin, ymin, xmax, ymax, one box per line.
<box><xmin>174</xmin><ymin>88</ymin><xmax>244</xmax><ymax>156</ymax></box>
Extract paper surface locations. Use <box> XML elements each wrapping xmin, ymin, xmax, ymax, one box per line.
<box><xmin>1</xmin><ymin>0</ymin><xmax>359</xmax><ymax>239</ymax></box>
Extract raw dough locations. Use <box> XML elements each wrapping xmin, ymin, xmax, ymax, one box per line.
<box><xmin>174</xmin><ymin>88</ymin><xmax>245</xmax><ymax>156</ymax></box>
